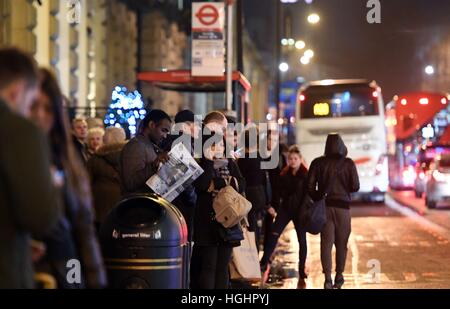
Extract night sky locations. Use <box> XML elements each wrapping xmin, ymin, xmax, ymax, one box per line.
<box><xmin>244</xmin><ymin>0</ymin><xmax>450</xmax><ymax>101</ymax></box>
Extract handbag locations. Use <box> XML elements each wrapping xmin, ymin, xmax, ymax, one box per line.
<box><xmin>211</xmin><ymin>177</ymin><xmax>252</xmax><ymax>228</ymax></box>
<box><xmin>229</xmin><ymin>226</ymin><xmax>261</xmax><ymax>282</ymax></box>
<box><xmin>299</xmin><ymin>159</ymin><xmax>343</xmax><ymax>235</ymax></box>
<box><xmin>217</xmin><ymin>222</ymin><xmax>244</xmax><ymax>247</ymax></box>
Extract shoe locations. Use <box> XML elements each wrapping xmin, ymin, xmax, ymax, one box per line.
<box><xmin>333</xmin><ymin>273</ymin><xmax>344</xmax><ymax>289</ymax></box>
<box><xmin>324</xmin><ymin>280</ymin><xmax>333</xmax><ymax>289</ymax></box>
<box><xmin>297</xmin><ymin>278</ymin><xmax>306</xmax><ymax>289</ymax></box>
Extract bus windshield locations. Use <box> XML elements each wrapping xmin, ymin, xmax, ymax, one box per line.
<box><xmin>300</xmin><ymin>84</ymin><xmax>379</xmax><ymax>119</ymax></box>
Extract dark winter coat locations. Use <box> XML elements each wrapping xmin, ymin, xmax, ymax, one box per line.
<box><xmin>120</xmin><ymin>134</ymin><xmax>158</xmax><ymax>195</ymax></box>
<box><xmin>72</xmin><ymin>135</ymin><xmax>89</xmax><ymax>164</ymax></box>
<box><xmin>0</xmin><ymin>98</ymin><xmax>59</xmax><ymax>288</ymax></box>
<box><xmin>161</xmin><ymin>134</ymin><xmax>197</xmax><ymax>241</ymax></box>
<box><xmin>237</xmin><ymin>152</ymin><xmax>268</xmax><ymax>212</ymax></box>
<box><xmin>193</xmin><ymin>158</ymin><xmax>245</xmax><ymax>246</ymax></box>
<box><xmin>280</xmin><ymin>165</ymin><xmax>308</xmax><ymax>215</ymax></box>
<box><xmin>36</xmin><ymin>173</ymin><xmax>107</xmax><ymax>289</ymax></box>
<box><xmin>307</xmin><ymin>134</ymin><xmax>360</xmax><ymax>209</ymax></box>
<box><xmin>87</xmin><ymin>142</ymin><xmax>127</xmax><ymax>224</ymax></box>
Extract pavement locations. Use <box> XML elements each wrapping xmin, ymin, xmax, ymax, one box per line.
<box><xmin>389</xmin><ymin>189</ymin><xmax>450</xmax><ymax>231</ymax></box>
<box><xmin>262</xmin><ymin>198</ymin><xmax>450</xmax><ymax>289</ymax></box>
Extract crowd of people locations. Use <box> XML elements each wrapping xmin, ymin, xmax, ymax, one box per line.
<box><xmin>0</xmin><ymin>47</ymin><xmax>360</xmax><ymax>290</ymax></box>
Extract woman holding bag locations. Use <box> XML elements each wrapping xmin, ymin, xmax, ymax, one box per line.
<box><xmin>259</xmin><ymin>145</ymin><xmax>309</xmax><ymax>289</ymax></box>
<box><xmin>191</xmin><ymin>132</ymin><xmax>246</xmax><ymax>289</ymax></box>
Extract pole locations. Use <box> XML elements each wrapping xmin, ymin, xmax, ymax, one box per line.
<box><xmin>236</xmin><ymin>0</ymin><xmax>244</xmax><ymax>74</ymax></box>
<box><xmin>275</xmin><ymin>0</ymin><xmax>281</xmax><ymax>120</ymax></box>
<box><xmin>226</xmin><ymin>1</ymin><xmax>234</xmax><ymax>112</ymax></box>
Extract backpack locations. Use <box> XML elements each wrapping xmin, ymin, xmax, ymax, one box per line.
<box><xmin>212</xmin><ymin>177</ymin><xmax>252</xmax><ymax>228</ymax></box>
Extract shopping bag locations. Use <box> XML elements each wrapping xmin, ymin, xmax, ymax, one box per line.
<box><xmin>229</xmin><ymin>227</ymin><xmax>261</xmax><ymax>282</ymax></box>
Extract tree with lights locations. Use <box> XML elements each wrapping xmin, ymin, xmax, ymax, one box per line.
<box><xmin>103</xmin><ymin>86</ymin><xmax>147</xmax><ymax>138</ymax></box>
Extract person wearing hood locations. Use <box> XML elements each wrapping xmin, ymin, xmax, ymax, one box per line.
<box><xmin>307</xmin><ymin>133</ymin><xmax>359</xmax><ymax>289</ymax></box>
<box><xmin>87</xmin><ymin>127</ymin><xmax>127</xmax><ymax>227</ymax></box>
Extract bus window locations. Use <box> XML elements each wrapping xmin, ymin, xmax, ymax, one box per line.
<box><xmin>300</xmin><ymin>84</ymin><xmax>379</xmax><ymax>119</ymax></box>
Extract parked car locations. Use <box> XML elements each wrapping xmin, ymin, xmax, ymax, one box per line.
<box><xmin>415</xmin><ymin>145</ymin><xmax>450</xmax><ymax>198</ymax></box>
<box><xmin>425</xmin><ymin>154</ymin><xmax>450</xmax><ymax>209</ymax></box>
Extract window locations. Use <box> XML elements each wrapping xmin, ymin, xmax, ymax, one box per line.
<box><xmin>300</xmin><ymin>84</ymin><xmax>379</xmax><ymax>119</ymax></box>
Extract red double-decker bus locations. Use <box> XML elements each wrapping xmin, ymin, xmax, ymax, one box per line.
<box><xmin>386</xmin><ymin>92</ymin><xmax>450</xmax><ymax>189</ymax></box>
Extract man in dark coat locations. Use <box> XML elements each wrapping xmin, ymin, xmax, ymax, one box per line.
<box><xmin>72</xmin><ymin>118</ymin><xmax>89</xmax><ymax>164</ymax></box>
<box><xmin>161</xmin><ymin>110</ymin><xmax>199</xmax><ymax>242</ymax></box>
<box><xmin>0</xmin><ymin>47</ymin><xmax>59</xmax><ymax>288</ymax></box>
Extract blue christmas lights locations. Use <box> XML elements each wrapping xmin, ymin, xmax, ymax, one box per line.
<box><xmin>104</xmin><ymin>86</ymin><xmax>147</xmax><ymax>138</ymax></box>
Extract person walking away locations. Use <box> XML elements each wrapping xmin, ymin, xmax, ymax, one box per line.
<box><xmin>191</xmin><ymin>133</ymin><xmax>245</xmax><ymax>289</ymax></box>
<box><xmin>307</xmin><ymin>133</ymin><xmax>359</xmax><ymax>289</ymax></box>
<box><xmin>120</xmin><ymin>109</ymin><xmax>171</xmax><ymax>195</ymax></box>
<box><xmin>259</xmin><ymin>145</ymin><xmax>308</xmax><ymax>288</ymax></box>
<box><xmin>29</xmin><ymin>68</ymin><xmax>107</xmax><ymax>288</ymax></box>
<box><xmin>0</xmin><ymin>48</ymin><xmax>59</xmax><ymax>288</ymax></box>
<box><xmin>87</xmin><ymin>127</ymin><xmax>127</xmax><ymax>228</ymax></box>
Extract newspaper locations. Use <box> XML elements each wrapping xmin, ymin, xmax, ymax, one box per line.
<box><xmin>146</xmin><ymin>142</ymin><xmax>204</xmax><ymax>202</ymax></box>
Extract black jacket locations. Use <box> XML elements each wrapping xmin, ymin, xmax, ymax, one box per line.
<box><xmin>237</xmin><ymin>152</ymin><xmax>268</xmax><ymax>211</ymax></box>
<box><xmin>193</xmin><ymin>158</ymin><xmax>245</xmax><ymax>246</ymax></box>
<box><xmin>307</xmin><ymin>134</ymin><xmax>360</xmax><ymax>209</ymax></box>
<box><xmin>266</xmin><ymin>148</ymin><xmax>287</xmax><ymax>210</ymax></box>
<box><xmin>72</xmin><ymin>135</ymin><xmax>89</xmax><ymax>164</ymax></box>
<box><xmin>280</xmin><ymin>165</ymin><xmax>308</xmax><ymax>215</ymax></box>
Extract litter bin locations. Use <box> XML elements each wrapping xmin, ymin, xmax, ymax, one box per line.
<box><xmin>99</xmin><ymin>193</ymin><xmax>189</xmax><ymax>289</ymax></box>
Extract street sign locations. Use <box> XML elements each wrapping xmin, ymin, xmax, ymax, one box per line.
<box><xmin>191</xmin><ymin>2</ymin><xmax>225</xmax><ymax>77</ymax></box>
<box><xmin>195</xmin><ymin>4</ymin><xmax>219</xmax><ymax>26</ymax></box>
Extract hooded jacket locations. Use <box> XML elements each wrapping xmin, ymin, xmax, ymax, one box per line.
<box><xmin>307</xmin><ymin>134</ymin><xmax>360</xmax><ymax>209</ymax></box>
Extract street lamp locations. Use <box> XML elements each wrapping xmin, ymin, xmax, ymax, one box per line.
<box><xmin>295</xmin><ymin>40</ymin><xmax>306</xmax><ymax>50</ymax></box>
<box><xmin>307</xmin><ymin>13</ymin><xmax>320</xmax><ymax>24</ymax></box>
<box><xmin>425</xmin><ymin>65</ymin><xmax>435</xmax><ymax>75</ymax></box>
<box><xmin>304</xmin><ymin>49</ymin><xmax>314</xmax><ymax>58</ymax></box>
<box><xmin>300</xmin><ymin>56</ymin><xmax>310</xmax><ymax>65</ymax></box>
<box><xmin>279</xmin><ymin>62</ymin><xmax>289</xmax><ymax>72</ymax></box>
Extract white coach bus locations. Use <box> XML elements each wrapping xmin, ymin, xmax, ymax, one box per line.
<box><xmin>295</xmin><ymin>79</ymin><xmax>388</xmax><ymax>202</ymax></box>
